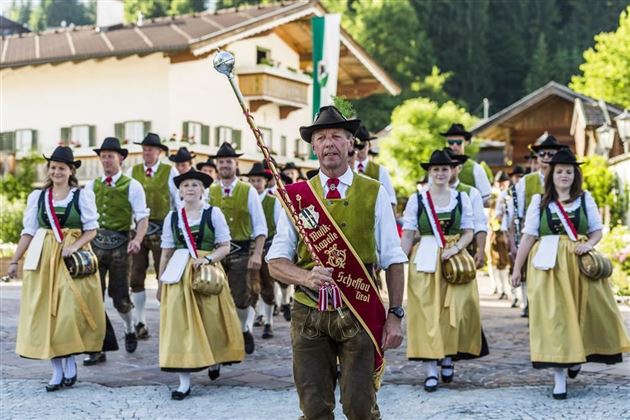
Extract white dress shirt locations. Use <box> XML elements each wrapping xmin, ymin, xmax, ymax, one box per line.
<box><xmin>160</xmin><ymin>204</ymin><xmax>231</xmax><ymax>248</ymax></box>
<box><xmin>495</xmin><ymin>189</ymin><xmax>515</xmax><ymax>232</ymax></box>
<box><xmin>402</xmin><ymin>188</ymin><xmax>474</xmax><ymax>232</ymax></box>
<box><xmin>126</xmin><ymin>161</ymin><xmax>180</xmax><ymax>212</ymax></box>
<box><xmin>453</xmin><ymin>180</ymin><xmax>488</xmax><ymax>233</ymax></box>
<box><xmin>522</xmin><ymin>192</ymin><xmax>603</xmax><ymax>237</ymax></box>
<box><xmin>219</xmin><ymin>178</ymin><xmax>268</xmax><ymax>239</ymax></box>
<box><xmin>354</xmin><ymin>158</ymin><xmax>397</xmax><ymax>205</ymax></box>
<box><xmin>259</xmin><ymin>190</ymin><xmax>282</xmax><ymax>225</ymax></box>
<box><xmin>266</xmin><ymin>167</ymin><xmax>407</xmax><ymax>269</ymax></box>
<box><xmin>22</xmin><ymin>187</ymin><xmax>99</xmax><ymax>236</ymax></box>
<box><xmin>515</xmin><ymin>171</ymin><xmax>544</xmax><ymax>218</ymax></box>
<box><xmin>470</xmin><ymin>161</ymin><xmax>493</xmax><ymax>202</ymax></box>
<box><xmin>85</xmin><ymin>171</ymin><xmax>151</xmax><ymax>223</ymax></box>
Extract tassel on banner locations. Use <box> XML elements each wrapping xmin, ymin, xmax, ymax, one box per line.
<box><xmin>318</xmin><ymin>282</ymin><xmax>343</xmax><ymax>311</ymax></box>
<box><xmin>318</xmin><ymin>284</ymin><xmax>327</xmax><ymax>311</ymax></box>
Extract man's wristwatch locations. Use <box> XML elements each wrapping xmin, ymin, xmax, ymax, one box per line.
<box><xmin>388</xmin><ymin>306</ymin><xmax>405</xmax><ymax>319</ymax></box>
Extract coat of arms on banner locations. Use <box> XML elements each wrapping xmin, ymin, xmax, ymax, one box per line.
<box><xmin>299</xmin><ymin>205</ymin><xmax>320</xmax><ymax>230</ymax></box>
<box><xmin>325</xmin><ymin>244</ymin><xmax>346</xmax><ymax>268</ymax></box>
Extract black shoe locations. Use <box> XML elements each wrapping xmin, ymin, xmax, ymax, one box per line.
<box><xmin>253</xmin><ymin>315</ymin><xmax>265</xmax><ymax>327</ymax></box>
<box><xmin>208</xmin><ymin>366</ymin><xmax>221</xmax><ymax>381</ymax></box>
<box><xmin>281</xmin><ymin>304</ymin><xmax>291</xmax><ymax>322</ymax></box>
<box><xmin>498</xmin><ymin>292</ymin><xmax>507</xmax><ymax>300</ymax></box>
<box><xmin>511</xmin><ymin>299</ymin><xmax>519</xmax><ymax>308</ymax></box>
<box><xmin>568</xmin><ymin>366</ymin><xmax>581</xmax><ymax>379</ymax></box>
<box><xmin>62</xmin><ymin>374</ymin><xmax>77</xmax><ymax>387</ymax></box>
<box><xmin>262</xmin><ymin>324</ymin><xmax>274</xmax><ymax>339</ymax></box>
<box><xmin>243</xmin><ymin>331</ymin><xmax>255</xmax><ymax>354</ymax></box>
<box><xmin>441</xmin><ymin>365</ymin><xmax>454</xmax><ymax>383</ymax></box>
<box><xmin>46</xmin><ymin>382</ymin><xmax>63</xmax><ymax>392</ymax></box>
<box><xmin>552</xmin><ymin>391</ymin><xmax>567</xmax><ymax>400</ymax></box>
<box><xmin>83</xmin><ymin>352</ymin><xmax>106</xmax><ymax>366</ymax></box>
<box><xmin>424</xmin><ymin>376</ymin><xmax>439</xmax><ymax>392</ymax></box>
<box><xmin>171</xmin><ymin>388</ymin><xmax>191</xmax><ymax>400</ymax></box>
<box><xmin>521</xmin><ymin>305</ymin><xmax>529</xmax><ymax>318</ymax></box>
<box><xmin>135</xmin><ymin>323</ymin><xmax>150</xmax><ymax>340</ymax></box>
<box><xmin>125</xmin><ymin>332</ymin><xmax>138</xmax><ymax>353</ymax></box>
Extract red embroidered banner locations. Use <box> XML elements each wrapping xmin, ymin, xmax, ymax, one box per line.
<box><xmin>284</xmin><ymin>180</ymin><xmax>386</xmax><ymax>373</ymax></box>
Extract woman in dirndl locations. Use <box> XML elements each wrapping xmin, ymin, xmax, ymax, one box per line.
<box><xmin>402</xmin><ymin>150</ymin><xmax>489</xmax><ymax>392</ymax></box>
<box><xmin>157</xmin><ymin>170</ymin><xmax>244</xmax><ymax>400</ymax></box>
<box><xmin>512</xmin><ymin>148</ymin><xmax>630</xmax><ymax>399</ymax></box>
<box><xmin>7</xmin><ymin>146</ymin><xmax>106</xmax><ymax>391</ymax></box>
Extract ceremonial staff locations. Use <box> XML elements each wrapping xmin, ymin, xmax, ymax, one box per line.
<box><xmin>212</xmin><ymin>51</ymin><xmax>342</xmax><ymax>311</ymax></box>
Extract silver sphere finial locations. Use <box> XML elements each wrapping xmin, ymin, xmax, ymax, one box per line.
<box><xmin>213</xmin><ymin>50</ymin><xmax>235</xmax><ymax>77</ymax></box>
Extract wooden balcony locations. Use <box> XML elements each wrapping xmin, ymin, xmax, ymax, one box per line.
<box><xmin>237</xmin><ymin>66</ymin><xmax>310</xmax><ymax>119</ymax></box>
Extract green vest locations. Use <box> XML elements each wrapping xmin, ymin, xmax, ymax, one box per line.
<box><xmin>170</xmin><ymin>208</ymin><xmax>216</xmax><ymax>251</ymax></box>
<box><xmin>458</xmin><ymin>159</ymin><xmax>476</xmax><ymax>187</ymax></box>
<box><xmin>539</xmin><ymin>195</ymin><xmax>588</xmax><ymax>237</ymax></box>
<box><xmin>131</xmin><ymin>163</ymin><xmax>171</xmax><ymax>221</ymax></box>
<box><xmin>364</xmin><ymin>161</ymin><xmax>380</xmax><ymax>181</ymax></box>
<box><xmin>209</xmin><ymin>181</ymin><xmax>252</xmax><ymax>241</ymax></box>
<box><xmin>524</xmin><ymin>172</ymin><xmax>544</xmax><ymax>211</ymax></box>
<box><xmin>37</xmin><ymin>189</ymin><xmax>83</xmax><ymax>229</ymax></box>
<box><xmin>455</xmin><ymin>182</ymin><xmax>472</xmax><ymax>195</ymax></box>
<box><xmin>93</xmin><ymin>175</ymin><xmax>133</xmax><ymax>231</ymax></box>
<box><xmin>261</xmin><ymin>193</ymin><xmax>277</xmax><ymax>238</ymax></box>
<box><xmin>416</xmin><ymin>192</ymin><xmax>463</xmax><ymax>236</ymax></box>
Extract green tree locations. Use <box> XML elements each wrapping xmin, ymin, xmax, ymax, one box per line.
<box><xmin>379</xmin><ymin>97</ymin><xmax>476</xmax><ymax>196</ymax></box>
<box><xmin>524</xmin><ymin>34</ymin><xmax>552</xmax><ymax>92</ymax></box>
<box><xmin>7</xmin><ymin>0</ymin><xmax>33</xmax><ymax>27</ymax></box>
<box><xmin>124</xmin><ymin>0</ymin><xmax>171</xmax><ymax>22</ymax></box>
<box><xmin>29</xmin><ymin>0</ymin><xmax>93</xmax><ymax>31</ymax></box>
<box><xmin>169</xmin><ymin>0</ymin><xmax>207</xmax><ymax>15</ymax></box>
<box><xmin>570</xmin><ymin>6</ymin><xmax>630</xmax><ymax>108</ymax></box>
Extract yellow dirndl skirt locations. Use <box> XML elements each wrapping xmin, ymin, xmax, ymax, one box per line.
<box><xmin>407</xmin><ymin>235</ymin><xmax>488</xmax><ymax>360</ymax></box>
<box><xmin>16</xmin><ymin>229</ymin><xmax>106</xmax><ymax>359</ymax></box>
<box><xmin>160</xmin><ymin>250</ymin><xmax>244</xmax><ymax>371</ymax></box>
<box><xmin>527</xmin><ymin>236</ymin><xmax>630</xmax><ymax>368</ymax></box>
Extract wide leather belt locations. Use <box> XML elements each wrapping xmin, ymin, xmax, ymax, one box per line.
<box><xmin>146</xmin><ymin>220</ymin><xmax>163</xmax><ymax>236</ymax></box>
<box><xmin>93</xmin><ymin>229</ymin><xmax>129</xmax><ymax>250</ymax></box>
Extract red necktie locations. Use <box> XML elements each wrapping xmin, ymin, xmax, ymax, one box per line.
<box><xmin>223</xmin><ymin>188</ymin><xmax>231</xmax><ymax>196</ymax></box>
<box><xmin>105</xmin><ymin>176</ymin><xmax>113</xmax><ymax>187</ymax></box>
<box><xmin>357</xmin><ymin>162</ymin><xmax>364</xmax><ymax>173</ymax></box>
<box><xmin>326</xmin><ymin>178</ymin><xmax>341</xmax><ymax>199</ymax></box>
<box><xmin>145</xmin><ymin>167</ymin><xmax>153</xmax><ymax>178</ymax></box>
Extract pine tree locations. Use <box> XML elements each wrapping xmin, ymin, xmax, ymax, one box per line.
<box><xmin>7</xmin><ymin>0</ymin><xmax>33</xmax><ymax>27</ymax></box>
<box><xmin>524</xmin><ymin>34</ymin><xmax>552</xmax><ymax>92</ymax></box>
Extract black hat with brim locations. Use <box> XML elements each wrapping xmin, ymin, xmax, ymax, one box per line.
<box><xmin>173</xmin><ymin>169</ymin><xmax>213</xmax><ymax>189</ymax></box>
<box><xmin>443</xmin><ymin>147</ymin><xmax>469</xmax><ymax>164</ymax></box>
<box><xmin>94</xmin><ymin>137</ymin><xmax>128</xmax><ymax>159</ymax></box>
<box><xmin>508</xmin><ymin>165</ymin><xmax>526</xmax><ymax>176</ymax></box>
<box><xmin>283</xmin><ymin>162</ymin><xmax>299</xmax><ymax>171</ymax></box>
<box><xmin>440</xmin><ymin>123</ymin><xmax>472</xmax><ymax>141</ymax></box>
<box><xmin>169</xmin><ymin>147</ymin><xmax>196</xmax><ymax>163</ymax></box>
<box><xmin>43</xmin><ymin>146</ymin><xmax>81</xmax><ymax>168</ymax></box>
<box><xmin>496</xmin><ymin>172</ymin><xmax>510</xmax><ymax>182</ymax></box>
<box><xmin>355</xmin><ymin>125</ymin><xmax>377</xmax><ymax>142</ymax></box>
<box><xmin>299</xmin><ymin>106</ymin><xmax>361</xmax><ymax>143</ymax></box>
<box><xmin>244</xmin><ymin>162</ymin><xmax>272</xmax><ymax>180</ymax></box>
<box><xmin>530</xmin><ymin>135</ymin><xmax>568</xmax><ymax>152</ymax></box>
<box><xmin>134</xmin><ymin>132</ymin><xmax>169</xmax><ymax>152</ymax></box>
<box><xmin>420</xmin><ymin>150</ymin><xmax>460</xmax><ymax>170</ymax></box>
<box><xmin>196</xmin><ymin>158</ymin><xmax>217</xmax><ymax>171</ymax></box>
<box><xmin>548</xmin><ymin>148</ymin><xmax>583</xmax><ymax>165</ymax></box>
<box><xmin>209</xmin><ymin>142</ymin><xmax>243</xmax><ymax>158</ymax></box>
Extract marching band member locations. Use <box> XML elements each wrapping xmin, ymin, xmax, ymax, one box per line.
<box><xmin>402</xmin><ymin>150</ymin><xmax>489</xmax><ymax>393</ymax></box>
<box><xmin>168</xmin><ymin>147</ymin><xmax>196</xmax><ymax>175</ymax></box>
<box><xmin>196</xmin><ymin>157</ymin><xmax>218</xmax><ymax>181</ymax></box>
<box><xmin>157</xmin><ymin>170</ymin><xmax>244</xmax><ymax>400</ymax></box>
<box><xmin>8</xmin><ymin>146</ymin><xmax>105</xmax><ymax>391</ymax></box>
<box><xmin>512</xmin><ymin>148</ymin><xmax>630</xmax><ymax>399</ymax></box>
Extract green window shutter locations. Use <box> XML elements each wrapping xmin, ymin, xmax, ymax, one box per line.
<box><xmin>114</xmin><ymin>123</ymin><xmax>124</xmax><ymax>141</ymax></box>
<box><xmin>214</xmin><ymin>127</ymin><xmax>221</xmax><ymax>146</ymax></box>
<box><xmin>61</xmin><ymin>127</ymin><xmax>70</xmax><ymax>146</ymax></box>
<box><xmin>31</xmin><ymin>130</ymin><xmax>38</xmax><ymax>151</ymax></box>
<box><xmin>232</xmin><ymin>129</ymin><xmax>242</xmax><ymax>150</ymax></box>
<box><xmin>182</xmin><ymin>121</ymin><xmax>189</xmax><ymax>141</ymax></box>
<box><xmin>201</xmin><ymin>124</ymin><xmax>210</xmax><ymax>145</ymax></box>
<box><xmin>89</xmin><ymin>126</ymin><xmax>96</xmax><ymax>147</ymax></box>
<box><xmin>0</xmin><ymin>132</ymin><xmax>15</xmax><ymax>152</ymax></box>
<box><xmin>143</xmin><ymin>121</ymin><xmax>151</xmax><ymax>136</ymax></box>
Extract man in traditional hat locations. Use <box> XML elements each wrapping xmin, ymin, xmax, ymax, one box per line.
<box><xmin>509</xmin><ymin>165</ymin><xmax>525</xmax><ymax>186</ymax></box>
<box><xmin>443</xmin><ymin>148</ymin><xmax>488</xmax><ymax>268</ymax></box>
<box><xmin>511</xmin><ymin>134</ymin><xmax>567</xmax><ymax>317</ymax></box>
<box><xmin>354</xmin><ymin>125</ymin><xmax>397</xmax><ymax>211</ymax></box>
<box><xmin>84</xmin><ymin>137</ymin><xmax>150</xmax><ymax>364</ymax></box>
<box><xmin>168</xmin><ymin>147</ymin><xmax>196</xmax><ymax>175</ymax></box>
<box><xmin>442</xmin><ymin>123</ymin><xmax>492</xmax><ymax>204</ymax></box>
<box><xmin>208</xmin><ymin>142</ymin><xmax>267</xmax><ymax>354</ymax></box>
<box><xmin>196</xmin><ymin>157</ymin><xmax>218</xmax><ymax>181</ymax></box>
<box><xmin>282</xmin><ymin>162</ymin><xmax>303</xmax><ymax>183</ymax></box>
<box><xmin>244</xmin><ymin>162</ymin><xmax>282</xmax><ymax>339</ymax></box>
<box><xmin>267</xmin><ymin>106</ymin><xmax>407</xmax><ymax>419</ymax></box>
<box><xmin>126</xmin><ymin>132</ymin><xmax>179</xmax><ymax>339</ymax></box>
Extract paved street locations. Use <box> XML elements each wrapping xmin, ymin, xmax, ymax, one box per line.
<box><xmin>1</xmin><ymin>273</ymin><xmax>629</xmax><ymax>419</ymax></box>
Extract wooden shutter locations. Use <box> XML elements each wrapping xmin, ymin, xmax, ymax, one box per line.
<box><xmin>114</xmin><ymin>123</ymin><xmax>124</xmax><ymax>141</ymax></box>
<box><xmin>201</xmin><ymin>124</ymin><xmax>210</xmax><ymax>145</ymax></box>
<box><xmin>31</xmin><ymin>130</ymin><xmax>38</xmax><ymax>151</ymax></box>
<box><xmin>143</xmin><ymin>121</ymin><xmax>151</xmax><ymax>136</ymax></box>
<box><xmin>61</xmin><ymin>127</ymin><xmax>71</xmax><ymax>146</ymax></box>
<box><xmin>0</xmin><ymin>132</ymin><xmax>15</xmax><ymax>152</ymax></box>
<box><xmin>214</xmin><ymin>127</ymin><xmax>221</xmax><ymax>146</ymax></box>
<box><xmin>182</xmin><ymin>121</ymin><xmax>189</xmax><ymax>141</ymax></box>
<box><xmin>89</xmin><ymin>126</ymin><xmax>96</xmax><ymax>147</ymax></box>
<box><xmin>232</xmin><ymin>129</ymin><xmax>242</xmax><ymax>150</ymax></box>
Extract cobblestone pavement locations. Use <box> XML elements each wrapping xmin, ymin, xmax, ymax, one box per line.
<box><xmin>1</xmin><ymin>272</ymin><xmax>629</xmax><ymax>419</ymax></box>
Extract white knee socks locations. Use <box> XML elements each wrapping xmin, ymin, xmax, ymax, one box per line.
<box><xmin>131</xmin><ymin>291</ymin><xmax>147</xmax><ymax>326</ymax></box>
<box><xmin>177</xmin><ymin>373</ymin><xmax>191</xmax><ymax>393</ymax></box>
<box><xmin>63</xmin><ymin>356</ymin><xmax>77</xmax><ymax>378</ymax></box>
<box><xmin>236</xmin><ymin>308</ymin><xmax>249</xmax><ymax>332</ymax></box>
<box><xmin>521</xmin><ymin>283</ymin><xmax>528</xmax><ymax>308</ymax></box>
<box><xmin>119</xmin><ymin>310</ymin><xmax>135</xmax><ymax>334</ymax></box>
<box><xmin>50</xmin><ymin>359</ymin><xmax>64</xmax><ymax>385</ymax></box>
<box><xmin>498</xmin><ymin>269</ymin><xmax>511</xmax><ymax>299</ymax></box>
<box><xmin>262</xmin><ymin>302</ymin><xmax>274</xmax><ymax>327</ymax></box>
<box><xmin>425</xmin><ymin>361</ymin><xmax>438</xmax><ymax>386</ymax></box>
<box><xmin>553</xmin><ymin>368</ymin><xmax>566</xmax><ymax>394</ymax></box>
<box><xmin>246</xmin><ymin>306</ymin><xmax>255</xmax><ymax>332</ymax></box>
<box><xmin>281</xmin><ymin>285</ymin><xmax>293</xmax><ymax>305</ymax></box>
